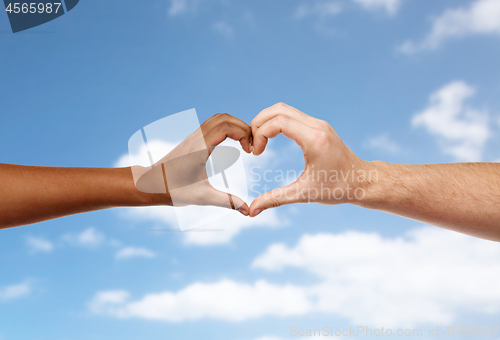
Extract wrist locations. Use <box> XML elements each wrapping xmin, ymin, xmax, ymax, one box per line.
<box><xmin>347</xmin><ymin>160</ymin><xmax>385</xmax><ymax>206</ymax></box>
<box><xmin>120</xmin><ymin>167</ymin><xmax>173</xmax><ymax>207</ymax></box>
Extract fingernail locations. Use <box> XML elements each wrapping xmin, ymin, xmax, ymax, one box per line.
<box><xmin>252</xmin><ymin>209</ymin><xmax>263</xmax><ymax>217</ymax></box>
<box><xmin>237</xmin><ymin>207</ymin><xmax>249</xmax><ymax>216</ymax></box>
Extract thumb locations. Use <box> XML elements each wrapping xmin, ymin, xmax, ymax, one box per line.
<box><xmin>249</xmin><ymin>181</ymin><xmax>306</xmax><ymax>217</ymax></box>
<box><xmin>203</xmin><ymin>186</ymin><xmax>250</xmax><ymax>216</ymax></box>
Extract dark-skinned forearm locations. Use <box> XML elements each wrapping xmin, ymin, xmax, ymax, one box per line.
<box><xmin>0</xmin><ymin>164</ymin><xmax>171</xmax><ymax>229</ymax></box>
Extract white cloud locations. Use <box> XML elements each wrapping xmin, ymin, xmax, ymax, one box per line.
<box><xmin>212</xmin><ymin>21</ymin><xmax>235</xmax><ymax>39</ymax></box>
<box><xmin>62</xmin><ymin>227</ymin><xmax>106</xmax><ymax>248</ymax></box>
<box><xmin>167</xmin><ymin>0</ymin><xmax>198</xmax><ymax>17</ymax></box>
<box><xmin>90</xmin><ymin>227</ymin><xmax>500</xmax><ymax>326</ymax></box>
<box><xmin>88</xmin><ymin>290</ymin><xmax>129</xmax><ymax>312</ymax></box>
<box><xmin>296</xmin><ymin>0</ymin><xmax>403</xmax><ymax>23</ymax></box>
<box><xmin>26</xmin><ymin>236</ymin><xmax>53</xmax><ymax>253</ymax></box>
<box><xmin>184</xmin><ymin>208</ymin><xmax>282</xmax><ymax>245</ymax></box>
<box><xmin>88</xmin><ymin>279</ymin><xmax>311</xmax><ymax>322</ymax></box>
<box><xmin>351</xmin><ymin>0</ymin><xmax>402</xmax><ymax>15</ymax></box>
<box><xmin>399</xmin><ymin>0</ymin><xmax>500</xmax><ymax>53</ymax></box>
<box><xmin>115</xmin><ymin>247</ymin><xmax>156</xmax><ymax>260</ymax></box>
<box><xmin>126</xmin><ymin>205</ymin><xmax>283</xmax><ymax>246</ymax></box>
<box><xmin>253</xmin><ymin>226</ymin><xmax>500</xmax><ymax>327</ymax></box>
<box><xmin>364</xmin><ymin>133</ymin><xmax>400</xmax><ymax>153</ymax></box>
<box><xmin>0</xmin><ymin>281</ymin><xmax>31</xmax><ymax>301</ymax></box>
<box><xmin>412</xmin><ymin>81</ymin><xmax>490</xmax><ymax>161</ymax></box>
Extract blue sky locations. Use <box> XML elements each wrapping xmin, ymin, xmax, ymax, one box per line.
<box><xmin>1</xmin><ymin>0</ymin><xmax>500</xmax><ymax>339</ymax></box>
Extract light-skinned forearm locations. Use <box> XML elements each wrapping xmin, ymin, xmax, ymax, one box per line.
<box><xmin>0</xmin><ymin>164</ymin><xmax>171</xmax><ymax>229</ymax></box>
<box><xmin>356</xmin><ymin>161</ymin><xmax>500</xmax><ymax>241</ymax></box>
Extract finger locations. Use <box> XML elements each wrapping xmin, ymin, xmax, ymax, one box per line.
<box><xmin>251</xmin><ymin>102</ymin><xmax>322</xmax><ymax>140</ymax></box>
<box><xmin>252</xmin><ymin>114</ymin><xmax>313</xmax><ymax>156</ymax></box>
<box><xmin>204</xmin><ymin>122</ymin><xmax>252</xmax><ymax>154</ymax></box>
<box><xmin>202</xmin><ymin>113</ymin><xmax>252</xmax><ymax>152</ymax></box>
<box><xmin>249</xmin><ymin>180</ymin><xmax>306</xmax><ymax>217</ymax></box>
<box><xmin>203</xmin><ymin>113</ymin><xmax>250</xmax><ymax>132</ymax></box>
<box><xmin>203</xmin><ymin>113</ymin><xmax>251</xmax><ymax>134</ymax></box>
<box><xmin>203</xmin><ymin>186</ymin><xmax>250</xmax><ymax>216</ymax></box>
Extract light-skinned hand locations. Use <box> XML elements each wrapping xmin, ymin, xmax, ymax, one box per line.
<box><xmin>249</xmin><ymin>102</ymin><xmax>368</xmax><ymax>217</ymax></box>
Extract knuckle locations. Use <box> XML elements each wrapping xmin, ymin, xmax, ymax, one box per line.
<box><xmin>269</xmin><ymin>197</ymin><xmax>281</xmax><ymax>208</ymax></box>
<box><xmin>273</xmin><ymin>102</ymin><xmax>287</xmax><ymax>110</ymax></box>
<box><xmin>256</xmin><ymin>132</ymin><xmax>267</xmax><ymax>143</ymax></box>
<box><xmin>318</xmin><ymin>119</ymin><xmax>331</xmax><ymax>129</ymax></box>
<box><xmin>238</xmin><ymin>133</ymin><xmax>248</xmax><ymax>142</ymax></box>
<box><xmin>314</xmin><ymin>130</ymin><xmax>331</xmax><ymax>144</ymax></box>
<box><xmin>219</xmin><ymin>121</ymin><xmax>232</xmax><ymax>130</ymax></box>
<box><xmin>213</xmin><ymin>122</ymin><xmax>230</xmax><ymax>136</ymax></box>
<box><xmin>274</xmin><ymin>114</ymin><xmax>288</xmax><ymax>125</ymax></box>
